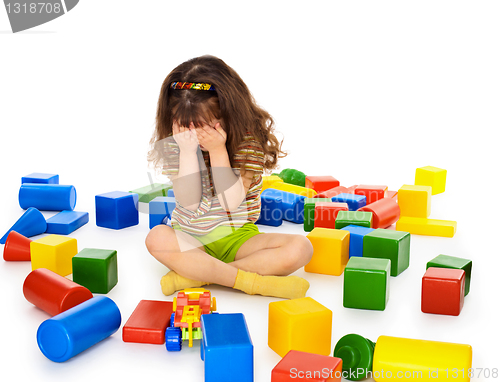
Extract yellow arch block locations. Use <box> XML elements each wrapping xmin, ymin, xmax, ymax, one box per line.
<box><xmin>270</xmin><ymin>182</ymin><xmax>317</xmax><ymax>198</ymax></box>
<box><xmin>373</xmin><ymin>335</ymin><xmax>472</xmax><ymax>382</ymax></box>
<box><xmin>396</xmin><ymin>216</ymin><xmax>457</xmax><ymax>238</ymax></box>
<box><xmin>30</xmin><ymin>234</ymin><xmax>78</xmax><ymax>276</ymax></box>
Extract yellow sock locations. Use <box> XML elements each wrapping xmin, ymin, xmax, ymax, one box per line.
<box><xmin>160</xmin><ymin>270</ymin><xmax>210</xmax><ymax>296</ymax></box>
<box><xmin>233</xmin><ymin>269</ymin><xmax>309</xmax><ymax>299</ymax></box>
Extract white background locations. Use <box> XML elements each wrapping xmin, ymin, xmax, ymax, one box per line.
<box><xmin>1</xmin><ymin>1</ymin><xmax>499</xmax><ymax>381</ymax></box>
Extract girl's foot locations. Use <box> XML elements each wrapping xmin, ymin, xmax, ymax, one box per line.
<box><xmin>160</xmin><ymin>270</ymin><xmax>210</xmax><ymax>296</ymax></box>
<box><xmin>233</xmin><ymin>269</ymin><xmax>309</xmax><ymax>299</ymax></box>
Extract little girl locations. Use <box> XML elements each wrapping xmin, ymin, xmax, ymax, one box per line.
<box><xmin>146</xmin><ymin>55</ymin><xmax>313</xmax><ymax>299</ymax></box>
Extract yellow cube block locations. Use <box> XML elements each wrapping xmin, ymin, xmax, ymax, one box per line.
<box><xmin>415</xmin><ymin>166</ymin><xmax>447</xmax><ymax>195</ymax></box>
<box><xmin>268</xmin><ymin>297</ymin><xmax>332</xmax><ymax>357</ymax></box>
<box><xmin>397</xmin><ymin>185</ymin><xmax>432</xmax><ymax>218</ymax></box>
<box><xmin>305</xmin><ymin>228</ymin><xmax>350</xmax><ymax>275</ymax></box>
<box><xmin>30</xmin><ymin>235</ymin><xmax>78</xmax><ymax>276</ymax></box>
<box><xmin>261</xmin><ymin>175</ymin><xmax>283</xmax><ymax>193</ymax></box>
<box><xmin>270</xmin><ymin>182</ymin><xmax>317</xmax><ymax>198</ymax></box>
<box><xmin>396</xmin><ymin>216</ymin><xmax>457</xmax><ymax>238</ymax></box>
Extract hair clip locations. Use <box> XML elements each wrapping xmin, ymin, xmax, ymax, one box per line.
<box><xmin>170</xmin><ymin>82</ymin><xmax>215</xmax><ymax>91</ymax></box>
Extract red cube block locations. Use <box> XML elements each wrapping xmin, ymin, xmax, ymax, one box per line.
<box><xmin>421</xmin><ymin>267</ymin><xmax>465</xmax><ymax>316</ymax></box>
<box><xmin>272</xmin><ymin>350</ymin><xmax>342</xmax><ymax>381</ymax></box>
<box><xmin>123</xmin><ymin>300</ymin><xmax>173</xmax><ymax>344</ymax></box>
<box><xmin>305</xmin><ymin>176</ymin><xmax>340</xmax><ymax>194</ymax></box>
<box><xmin>355</xmin><ymin>185</ymin><xmax>387</xmax><ymax>205</ymax></box>
<box><xmin>314</xmin><ymin>202</ymin><xmax>349</xmax><ymax>229</ymax></box>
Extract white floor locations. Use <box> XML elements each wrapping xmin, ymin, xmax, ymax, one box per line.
<box><xmin>1</xmin><ymin>2</ymin><xmax>499</xmax><ymax>381</ymax></box>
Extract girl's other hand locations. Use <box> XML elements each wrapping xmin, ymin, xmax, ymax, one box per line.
<box><xmin>172</xmin><ymin>121</ymin><xmax>199</xmax><ymax>153</ymax></box>
<box><xmin>196</xmin><ymin>122</ymin><xmax>227</xmax><ymax>153</ymax></box>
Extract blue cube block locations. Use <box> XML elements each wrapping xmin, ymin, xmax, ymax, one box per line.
<box><xmin>149</xmin><ymin>196</ymin><xmax>176</xmax><ymax>229</ymax></box>
<box><xmin>341</xmin><ymin>225</ymin><xmax>375</xmax><ymax>257</ymax></box>
<box><xmin>260</xmin><ymin>189</ymin><xmax>305</xmax><ymax>224</ymax></box>
<box><xmin>167</xmin><ymin>188</ymin><xmax>175</xmax><ymax>197</ymax></box>
<box><xmin>95</xmin><ymin>191</ymin><xmax>139</xmax><ymax>230</ymax></box>
<box><xmin>46</xmin><ymin>211</ymin><xmax>89</xmax><ymax>235</ymax></box>
<box><xmin>331</xmin><ymin>193</ymin><xmax>366</xmax><ymax>211</ymax></box>
<box><xmin>201</xmin><ymin>313</ymin><xmax>253</xmax><ymax>382</ymax></box>
<box><xmin>256</xmin><ymin>193</ymin><xmax>282</xmax><ymax>227</ymax></box>
<box><xmin>22</xmin><ymin>173</ymin><xmax>59</xmax><ymax>184</ymax></box>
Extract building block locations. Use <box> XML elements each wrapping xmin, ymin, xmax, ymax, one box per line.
<box><xmin>358</xmin><ymin>198</ymin><xmax>400</xmax><ymax>228</ymax></box>
<box><xmin>37</xmin><ymin>296</ymin><xmax>121</xmax><ymax>362</ymax></box>
<box><xmin>305</xmin><ymin>228</ymin><xmax>349</xmax><ymax>276</ymax></box>
<box><xmin>272</xmin><ymin>350</ymin><xmax>342</xmax><ymax>382</ymax></box>
<box><xmin>3</xmin><ymin>231</ymin><xmax>32</xmax><ymax>261</ymax></box>
<box><xmin>31</xmin><ymin>234</ymin><xmax>78</xmax><ymax>277</ymax></box>
<box><xmin>363</xmin><ymin>229</ymin><xmax>410</xmax><ymax>276</ymax></box>
<box><xmin>305</xmin><ymin>176</ymin><xmax>340</xmax><ymax>194</ymax></box>
<box><xmin>23</xmin><ymin>268</ymin><xmax>93</xmax><ymax>316</ymax></box>
<box><xmin>270</xmin><ymin>181</ymin><xmax>317</xmax><ymax>198</ymax></box>
<box><xmin>343</xmin><ymin>257</ymin><xmax>391</xmax><ymax>311</ymax></box>
<box><xmin>95</xmin><ymin>191</ymin><xmax>139</xmax><ymax>230</ymax></box>
<box><xmin>129</xmin><ymin>183</ymin><xmax>172</xmax><ymax>203</ymax></box>
<box><xmin>334</xmin><ymin>210</ymin><xmax>373</xmax><ymax>229</ymax></box>
<box><xmin>72</xmin><ymin>248</ymin><xmax>118</xmax><ymax>294</ymax></box>
<box><xmin>354</xmin><ymin>185</ymin><xmax>387</xmax><ymax>205</ymax></box>
<box><xmin>421</xmin><ymin>267</ymin><xmax>465</xmax><ymax>316</ymax></box>
<box><xmin>340</xmin><ymin>225</ymin><xmax>375</xmax><ymax>258</ymax></box>
<box><xmin>167</xmin><ymin>188</ymin><xmax>175</xmax><ymax>197</ymax></box>
<box><xmin>279</xmin><ymin>168</ymin><xmax>307</xmax><ymax>187</ymax></box>
<box><xmin>260</xmin><ymin>189</ymin><xmax>306</xmax><ymax>224</ymax></box>
<box><xmin>22</xmin><ymin>172</ymin><xmax>59</xmax><ymax>184</ymax></box>
<box><xmin>386</xmin><ymin>190</ymin><xmax>398</xmax><ymax>199</ymax></box>
<box><xmin>122</xmin><ymin>300</ymin><xmax>173</xmax><ymax>344</ymax></box>
<box><xmin>427</xmin><ymin>254</ymin><xmax>472</xmax><ymax>296</ymax></box>
<box><xmin>262</xmin><ymin>175</ymin><xmax>284</xmax><ymax>192</ymax></box>
<box><xmin>257</xmin><ymin>191</ymin><xmax>283</xmax><ymax>226</ymax></box>
<box><xmin>316</xmin><ymin>186</ymin><xmax>349</xmax><ymax>199</ymax></box>
<box><xmin>19</xmin><ymin>184</ymin><xmax>77</xmax><ymax>211</ymax></box>
<box><xmin>397</xmin><ymin>185</ymin><xmax>431</xmax><ymax>218</ymax></box>
<box><xmin>149</xmin><ymin>196</ymin><xmax>176</xmax><ymax>229</ymax></box>
<box><xmin>331</xmin><ymin>193</ymin><xmax>366</xmax><ymax>211</ymax></box>
<box><xmin>0</xmin><ymin>207</ymin><xmax>46</xmax><ymax>244</ymax></box>
<box><xmin>396</xmin><ymin>216</ymin><xmax>457</xmax><ymax>238</ymax></box>
<box><xmin>314</xmin><ymin>202</ymin><xmax>349</xmax><ymax>229</ymax></box>
<box><xmin>201</xmin><ymin>313</ymin><xmax>253</xmax><ymax>382</ymax></box>
<box><xmin>46</xmin><ymin>211</ymin><xmax>89</xmax><ymax>235</ymax></box>
<box><xmin>415</xmin><ymin>166</ymin><xmax>447</xmax><ymax>195</ymax></box>
<box><xmin>269</xmin><ymin>297</ymin><xmax>332</xmax><ymax>357</ymax></box>
<box><xmin>334</xmin><ymin>334</ymin><xmax>376</xmax><ymax>381</ymax></box>
<box><xmin>303</xmin><ymin>198</ymin><xmax>331</xmax><ymax>232</ymax></box>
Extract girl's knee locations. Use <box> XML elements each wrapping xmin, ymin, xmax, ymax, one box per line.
<box><xmin>145</xmin><ymin>225</ymin><xmax>177</xmax><ymax>256</ymax></box>
<box><xmin>283</xmin><ymin>235</ymin><xmax>313</xmax><ymax>271</ymax></box>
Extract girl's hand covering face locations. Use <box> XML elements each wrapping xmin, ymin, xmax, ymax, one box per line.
<box><xmin>195</xmin><ymin>122</ymin><xmax>227</xmax><ymax>153</ymax></box>
<box><xmin>172</xmin><ymin>121</ymin><xmax>199</xmax><ymax>153</ymax></box>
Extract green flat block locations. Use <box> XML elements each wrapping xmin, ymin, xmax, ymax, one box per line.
<box><xmin>427</xmin><ymin>254</ymin><xmax>472</xmax><ymax>296</ymax></box>
<box><xmin>344</xmin><ymin>257</ymin><xmax>391</xmax><ymax>311</ymax></box>
<box><xmin>335</xmin><ymin>210</ymin><xmax>373</xmax><ymax>229</ymax></box>
<box><xmin>303</xmin><ymin>198</ymin><xmax>331</xmax><ymax>232</ymax></box>
<box><xmin>72</xmin><ymin>248</ymin><xmax>118</xmax><ymax>294</ymax></box>
<box><xmin>129</xmin><ymin>183</ymin><xmax>172</xmax><ymax>203</ymax></box>
<box><xmin>363</xmin><ymin>229</ymin><xmax>410</xmax><ymax>276</ymax></box>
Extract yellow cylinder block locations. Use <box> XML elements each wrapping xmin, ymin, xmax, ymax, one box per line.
<box><xmin>373</xmin><ymin>336</ymin><xmax>472</xmax><ymax>382</ymax></box>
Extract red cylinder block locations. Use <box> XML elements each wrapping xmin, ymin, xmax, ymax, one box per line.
<box><xmin>3</xmin><ymin>231</ymin><xmax>32</xmax><ymax>261</ymax></box>
<box><xmin>358</xmin><ymin>197</ymin><xmax>400</xmax><ymax>228</ymax></box>
<box><xmin>23</xmin><ymin>268</ymin><xmax>93</xmax><ymax>316</ymax></box>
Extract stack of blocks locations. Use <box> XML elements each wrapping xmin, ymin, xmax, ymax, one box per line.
<box><xmin>268</xmin><ymin>297</ymin><xmax>332</xmax><ymax>357</ymax></box>
<box><xmin>396</xmin><ymin>166</ymin><xmax>457</xmax><ymax>237</ymax></box>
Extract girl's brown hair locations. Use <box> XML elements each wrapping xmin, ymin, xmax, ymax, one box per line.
<box><xmin>148</xmin><ymin>55</ymin><xmax>286</xmax><ymax>173</ymax></box>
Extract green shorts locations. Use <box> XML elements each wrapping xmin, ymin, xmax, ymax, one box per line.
<box><xmin>174</xmin><ymin>222</ymin><xmax>262</xmax><ymax>263</ymax></box>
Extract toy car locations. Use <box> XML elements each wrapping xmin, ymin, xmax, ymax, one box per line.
<box><xmin>165</xmin><ymin>288</ymin><xmax>216</xmax><ymax>351</ymax></box>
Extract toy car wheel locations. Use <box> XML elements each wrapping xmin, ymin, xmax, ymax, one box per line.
<box><xmin>165</xmin><ymin>327</ymin><xmax>182</xmax><ymax>352</ymax></box>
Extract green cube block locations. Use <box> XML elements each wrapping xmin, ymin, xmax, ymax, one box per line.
<box><xmin>427</xmin><ymin>254</ymin><xmax>472</xmax><ymax>296</ymax></box>
<box><xmin>303</xmin><ymin>198</ymin><xmax>331</xmax><ymax>232</ymax></box>
<box><xmin>72</xmin><ymin>248</ymin><xmax>118</xmax><ymax>294</ymax></box>
<box><xmin>335</xmin><ymin>210</ymin><xmax>373</xmax><ymax>229</ymax></box>
<box><xmin>129</xmin><ymin>183</ymin><xmax>172</xmax><ymax>203</ymax></box>
<box><xmin>344</xmin><ymin>257</ymin><xmax>391</xmax><ymax>310</ymax></box>
<box><xmin>363</xmin><ymin>229</ymin><xmax>410</xmax><ymax>276</ymax></box>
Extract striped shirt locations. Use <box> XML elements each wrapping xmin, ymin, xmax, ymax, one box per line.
<box><xmin>162</xmin><ymin>133</ymin><xmax>265</xmax><ymax>236</ymax></box>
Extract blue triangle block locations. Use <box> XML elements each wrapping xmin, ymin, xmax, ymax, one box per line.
<box><xmin>46</xmin><ymin>211</ymin><xmax>89</xmax><ymax>235</ymax></box>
